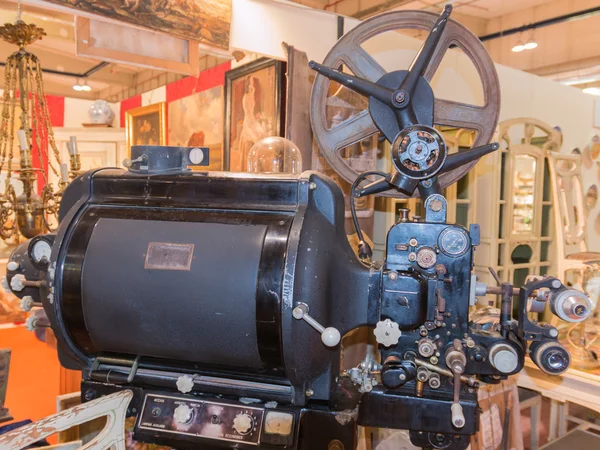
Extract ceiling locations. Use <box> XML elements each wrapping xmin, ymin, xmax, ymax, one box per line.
<box><xmin>0</xmin><ymin>0</ymin><xmax>198</xmax><ymax>101</ymax></box>
<box><xmin>305</xmin><ymin>0</ymin><xmax>600</xmax><ymax>93</ymax></box>
<box><xmin>0</xmin><ymin>0</ymin><xmax>598</xmax><ymax>100</ymax></box>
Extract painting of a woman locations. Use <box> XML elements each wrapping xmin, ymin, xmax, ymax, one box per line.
<box><xmin>225</xmin><ymin>59</ymin><xmax>285</xmax><ymax>171</ymax></box>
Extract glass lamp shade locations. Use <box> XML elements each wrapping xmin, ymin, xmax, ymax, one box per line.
<box><xmin>247</xmin><ymin>137</ymin><xmax>303</xmax><ymax>174</ymax></box>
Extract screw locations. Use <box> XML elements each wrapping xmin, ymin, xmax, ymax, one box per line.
<box><xmin>408</xmin><ymin>252</ymin><xmax>417</xmax><ymax>262</ymax></box>
<box><xmin>305</xmin><ymin>389</ymin><xmax>314</xmax><ymax>397</ymax></box>
<box><xmin>399</xmin><ymin>374</ymin><xmax>406</xmax><ymax>381</ymax></box>
<box><xmin>451</xmin><ymin>324</ymin><xmax>456</xmax><ymax>329</ymax></box>
<box><xmin>420</xmin><ymin>327</ymin><xmax>428</xmax><ymax>337</ymax></box>
<box><xmin>552</xmin><ymin>279</ymin><xmax>561</xmax><ymax>289</ymax></box>
<box><xmin>328</xmin><ymin>440</ymin><xmax>345</xmax><ymax>450</ymax></box>
<box><xmin>430</xmin><ymin>356</ymin><xmax>439</xmax><ymax>364</ymax></box>
<box><xmin>309</xmin><ymin>182</ymin><xmax>317</xmax><ymax>190</ymax></box>
<box><xmin>389</xmin><ymin>271</ymin><xmax>398</xmax><ymax>280</ymax></box>
<box><xmin>435</xmin><ymin>264</ymin><xmax>447</xmax><ymax>276</ymax></box>
<box><xmin>84</xmin><ymin>389</ymin><xmax>95</xmax><ymax>401</ymax></box>
<box><xmin>549</xmin><ymin>328</ymin><xmax>558</xmax><ymax>338</ymax></box>
<box><xmin>394</xmin><ymin>91</ymin><xmax>406</xmax><ymax>104</ymax></box>
<box><xmin>423</xmin><ymin>180</ymin><xmax>432</xmax><ymax>187</ymax></box>
<box><xmin>409</xmin><ymin>238</ymin><xmax>418</xmax><ymax>247</ymax></box>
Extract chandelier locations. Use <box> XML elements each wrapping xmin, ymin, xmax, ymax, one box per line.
<box><xmin>0</xmin><ymin>4</ymin><xmax>78</xmax><ymax>241</ymax></box>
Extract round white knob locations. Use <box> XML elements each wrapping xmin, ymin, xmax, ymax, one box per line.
<box><xmin>233</xmin><ymin>413</ymin><xmax>253</xmax><ymax>435</ymax></box>
<box><xmin>25</xmin><ymin>316</ymin><xmax>37</xmax><ymax>331</ymax></box>
<box><xmin>321</xmin><ymin>327</ymin><xmax>341</xmax><ymax>347</ymax></box>
<box><xmin>374</xmin><ymin>319</ymin><xmax>401</xmax><ymax>347</ymax></box>
<box><xmin>20</xmin><ymin>296</ymin><xmax>34</xmax><ymax>312</ymax></box>
<box><xmin>173</xmin><ymin>404</ymin><xmax>193</xmax><ymax>424</ymax></box>
<box><xmin>489</xmin><ymin>343</ymin><xmax>519</xmax><ymax>374</ymax></box>
<box><xmin>7</xmin><ymin>261</ymin><xmax>19</xmax><ymax>271</ymax></box>
<box><xmin>10</xmin><ymin>274</ymin><xmax>26</xmax><ymax>292</ymax></box>
<box><xmin>189</xmin><ymin>148</ymin><xmax>205</xmax><ymax>164</ymax></box>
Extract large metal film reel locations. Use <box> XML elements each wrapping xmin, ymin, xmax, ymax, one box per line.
<box><xmin>310</xmin><ymin>9</ymin><xmax>500</xmax><ymax>198</ymax></box>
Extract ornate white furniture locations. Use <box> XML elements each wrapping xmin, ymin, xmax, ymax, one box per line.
<box><xmin>473</xmin><ymin>118</ymin><xmax>560</xmax><ymax>290</ymax></box>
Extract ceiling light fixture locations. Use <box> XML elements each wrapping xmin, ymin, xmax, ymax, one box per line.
<box><xmin>511</xmin><ymin>41</ymin><xmax>525</xmax><ymax>52</ymax></box>
<box><xmin>523</xmin><ymin>39</ymin><xmax>538</xmax><ymax>50</ymax></box>
<box><xmin>72</xmin><ymin>78</ymin><xmax>91</xmax><ymax>92</ymax></box>
<box><xmin>583</xmin><ymin>87</ymin><xmax>600</xmax><ymax>96</ymax></box>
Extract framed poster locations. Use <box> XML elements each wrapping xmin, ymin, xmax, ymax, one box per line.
<box><xmin>125</xmin><ymin>103</ymin><xmax>167</xmax><ymax>152</ymax></box>
<box><xmin>168</xmin><ymin>86</ymin><xmax>224</xmax><ymax>171</ymax></box>
<box><xmin>224</xmin><ymin>58</ymin><xmax>286</xmax><ymax>171</ymax></box>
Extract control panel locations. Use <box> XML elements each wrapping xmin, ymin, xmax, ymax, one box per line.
<box><xmin>135</xmin><ymin>393</ymin><xmax>296</xmax><ymax>447</ymax></box>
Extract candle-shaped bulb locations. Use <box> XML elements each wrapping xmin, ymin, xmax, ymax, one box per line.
<box><xmin>17</xmin><ymin>129</ymin><xmax>28</xmax><ymax>151</ymax></box>
<box><xmin>60</xmin><ymin>163</ymin><xmax>69</xmax><ymax>182</ymax></box>
<box><xmin>69</xmin><ymin>136</ymin><xmax>78</xmax><ymax>155</ymax></box>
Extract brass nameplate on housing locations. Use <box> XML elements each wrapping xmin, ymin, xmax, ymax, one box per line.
<box><xmin>144</xmin><ymin>242</ymin><xmax>195</xmax><ymax>271</ymax></box>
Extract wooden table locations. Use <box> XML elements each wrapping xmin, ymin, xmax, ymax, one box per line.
<box><xmin>517</xmin><ymin>360</ymin><xmax>600</xmax><ymax>440</ymax></box>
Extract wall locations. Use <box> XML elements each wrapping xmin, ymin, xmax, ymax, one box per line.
<box><xmin>226</xmin><ymin>0</ymin><xmax>599</xmax><ymax>249</ymax></box>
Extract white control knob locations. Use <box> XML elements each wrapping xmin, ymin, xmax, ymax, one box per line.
<box><xmin>20</xmin><ymin>296</ymin><xmax>34</xmax><ymax>312</ymax></box>
<box><xmin>489</xmin><ymin>343</ymin><xmax>519</xmax><ymax>374</ymax></box>
<box><xmin>173</xmin><ymin>404</ymin><xmax>193</xmax><ymax>424</ymax></box>
<box><xmin>25</xmin><ymin>316</ymin><xmax>38</xmax><ymax>331</ymax></box>
<box><xmin>321</xmin><ymin>327</ymin><xmax>341</xmax><ymax>347</ymax></box>
<box><xmin>233</xmin><ymin>413</ymin><xmax>254</xmax><ymax>435</ymax></box>
<box><xmin>374</xmin><ymin>319</ymin><xmax>401</xmax><ymax>347</ymax></box>
<box><xmin>10</xmin><ymin>274</ymin><xmax>26</xmax><ymax>292</ymax></box>
<box><xmin>7</xmin><ymin>261</ymin><xmax>19</xmax><ymax>271</ymax></box>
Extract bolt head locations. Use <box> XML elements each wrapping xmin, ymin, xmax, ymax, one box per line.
<box><xmin>388</xmin><ymin>271</ymin><xmax>398</xmax><ymax>280</ymax></box>
<box><xmin>549</xmin><ymin>328</ymin><xmax>559</xmax><ymax>338</ymax></box>
<box><xmin>430</xmin><ymin>356</ymin><xmax>439</xmax><ymax>364</ymax></box>
<box><xmin>305</xmin><ymin>389</ymin><xmax>314</xmax><ymax>397</ymax></box>
<box><xmin>429</xmin><ymin>199</ymin><xmax>443</xmax><ymax>212</ymax></box>
<box><xmin>552</xmin><ymin>279</ymin><xmax>561</xmax><ymax>289</ymax></box>
<box><xmin>394</xmin><ymin>91</ymin><xmax>407</xmax><ymax>104</ymax></box>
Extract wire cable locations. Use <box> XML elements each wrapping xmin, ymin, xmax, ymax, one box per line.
<box><xmin>349</xmin><ymin>170</ymin><xmax>389</xmax><ymax>261</ymax></box>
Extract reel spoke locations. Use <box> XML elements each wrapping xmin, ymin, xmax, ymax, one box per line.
<box><xmin>403</xmin><ymin>4</ymin><xmax>452</xmax><ymax>93</ymax></box>
<box><xmin>311</xmin><ymin>10</ymin><xmax>500</xmax><ymax>198</ymax></box>
<box><xmin>342</xmin><ymin>45</ymin><xmax>387</xmax><ymax>83</ymax></box>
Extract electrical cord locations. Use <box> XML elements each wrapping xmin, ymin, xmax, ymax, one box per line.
<box><xmin>350</xmin><ymin>170</ymin><xmax>390</xmax><ymax>262</ymax></box>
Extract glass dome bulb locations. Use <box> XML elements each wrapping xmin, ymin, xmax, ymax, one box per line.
<box><xmin>247</xmin><ymin>136</ymin><xmax>303</xmax><ymax>174</ymax></box>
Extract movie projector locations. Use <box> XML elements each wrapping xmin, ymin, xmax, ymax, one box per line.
<box><xmin>5</xmin><ymin>6</ymin><xmax>591</xmax><ymax>450</ymax></box>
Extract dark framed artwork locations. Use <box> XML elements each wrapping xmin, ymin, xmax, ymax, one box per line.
<box><xmin>224</xmin><ymin>58</ymin><xmax>286</xmax><ymax>171</ymax></box>
<box><xmin>125</xmin><ymin>102</ymin><xmax>167</xmax><ymax>154</ymax></box>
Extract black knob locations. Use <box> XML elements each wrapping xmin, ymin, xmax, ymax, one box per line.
<box><xmin>530</xmin><ymin>340</ymin><xmax>570</xmax><ymax>375</ymax></box>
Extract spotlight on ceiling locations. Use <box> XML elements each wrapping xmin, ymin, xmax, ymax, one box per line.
<box><xmin>583</xmin><ymin>87</ymin><xmax>600</xmax><ymax>96</ymax></box>
<box><xmin>73</xmin><ymin>78</ymin><xmax>91</xmax><ymax>92</ymax></box>
<box><xmin>523</xmin><ymin>39</ymin><xmax>538</xmax><ymax>50</ymax></box>
<box><xmin>512</xmin><ymin>41</ymin><xmax>525</xmax><ymax>52</ymax></box>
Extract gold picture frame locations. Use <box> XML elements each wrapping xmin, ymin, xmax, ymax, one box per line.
<box><xmin>125</xmin><ymin>102</ymin><xmax>167</xmax><ymax>153</ymax></box>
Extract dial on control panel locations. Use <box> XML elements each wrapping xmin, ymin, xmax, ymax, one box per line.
<box><xmin>173</xmin><ymin>404</ymin><xmax>194</xmax><ymax>424</ymax></box>
<box><xmin>233</xmin><ymin>413</ymin><xmax>254</xmax><ymax>435</ymax></box>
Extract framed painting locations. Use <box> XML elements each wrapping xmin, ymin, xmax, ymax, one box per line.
<box><xmin>224</xmin><ymin>58</ymin><xmax>286</xmax><ymax>171</ymax></box>
<box><xmin>44</xmin><ymin>0</ymin><xmax>231</xmax><ymax>51</ymax></box>
<box><xmin>169</xmin><ymin>86</ymin><xmax>224</xmax><ymax>170</ymax></box>
<box><xmin>125</xmin><ymin>103</ymin><xmax>167</xmax><ymax>152</ymax></box>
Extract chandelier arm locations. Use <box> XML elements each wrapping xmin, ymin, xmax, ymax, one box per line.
<box><xmin>35</xmin><ymin>58</ymin><xmax>63</xmax><ymax>174</ymax></box>
<box><xmin>6</xmin><ymin>56</ymin><xmax>17</xmax><ymax>185</ymax></box>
